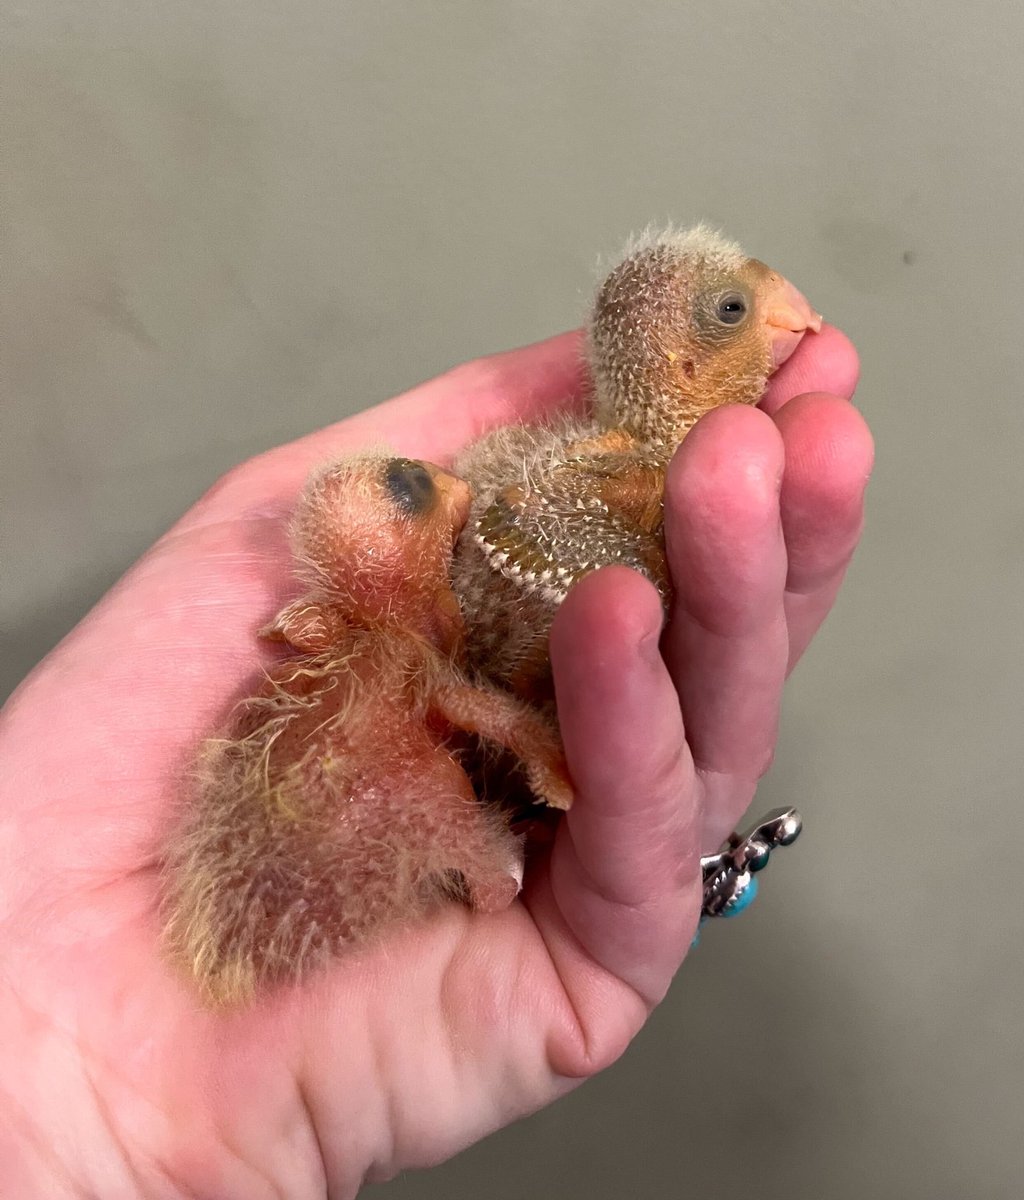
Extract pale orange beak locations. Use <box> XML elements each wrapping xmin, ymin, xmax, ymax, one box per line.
<box><xmin>764</xmin><ymin>277</ymin><xmax>823</xmax><ymax>368</ymax></box>
<box><xmin>430</xmin><ymin>465</ymin><xmax>472</xmax><ymax>543</ymax></box>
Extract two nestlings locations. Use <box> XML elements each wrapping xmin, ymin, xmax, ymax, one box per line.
<box><xmin>161</xmin><ymin>226</ymin><xmax>820</xmax><ymax>1005</ymax></box>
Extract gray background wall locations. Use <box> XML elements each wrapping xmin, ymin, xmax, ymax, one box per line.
<box><xmin>3</xmin><ymin>2</ymin><xmax>1022</xmax><ymax>1197</ymax></box>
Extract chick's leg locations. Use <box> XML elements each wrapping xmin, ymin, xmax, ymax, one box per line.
<box><xmin>429</xmin><ymin>683</ymin><xmax>573</xmax><ymax>811</ymax></box>
<box><xmin>418</xmin><ymin>750</ymin><xmax>523</xmax><ymax>912</ymax></box>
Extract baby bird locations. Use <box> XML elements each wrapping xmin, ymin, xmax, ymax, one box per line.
<box><xmin>452</xmin><ymin>225</ymin><xmax>822</xmax><ymax>700</ymax></box>
<box><xmin>162</xmin><ymin>455</ymin><xmax>572</xmax><ymax>1006</ymax></box>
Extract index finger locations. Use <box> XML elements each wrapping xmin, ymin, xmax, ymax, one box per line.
<box><xmin>761</xmin><ymin>323</ymin><xmax>861</xmax><ymax>413</ymax></box>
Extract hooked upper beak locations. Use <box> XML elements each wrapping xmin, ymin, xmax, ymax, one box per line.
<box><xmin>764</xmin><ymin>277</ymin><xmax>823</xmax><ymax>368</ymax></box>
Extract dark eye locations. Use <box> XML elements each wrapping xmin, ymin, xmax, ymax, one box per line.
<box><xmin>384</xmin><ymin>458</ymin><xmax>436</xmax><ymax>515</ymax></box>
<box><xmin>715</xmin><ymin>292</ymin><xmax>748</xmax><ymax>325</ymax></box>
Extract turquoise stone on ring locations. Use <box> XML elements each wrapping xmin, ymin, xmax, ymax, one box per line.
<box><xmin>721</xmin><ymin>874</ymin><xmax>758</xmax><ymax>916</ymax></box>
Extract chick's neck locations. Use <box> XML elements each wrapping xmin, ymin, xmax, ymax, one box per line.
<box><xmin>595</xmin><ymin>348</ymin><xmax>772</xmax><ymax>454</ymax></box>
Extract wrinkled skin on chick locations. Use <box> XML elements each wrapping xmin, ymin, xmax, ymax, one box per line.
<box><xmin>162</xmin><ymin>457</ymin><xmax>572</xmax><ymax>1007</ymax></box>
<box><xmin>453</xmin><ymin>226</ymin><xmax>822</xmax><ymax>702</ymax></box>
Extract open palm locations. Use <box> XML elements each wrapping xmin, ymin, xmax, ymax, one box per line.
<box><xmin>0</xmin><ymin>329</ymin><xmax>870</xmax><ymax>1198</ymax></box>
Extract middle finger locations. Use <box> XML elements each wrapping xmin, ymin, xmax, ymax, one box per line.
<box><xmin>660</xmin><ymin>404</ymin><xmax>790</xmax><ymax>851</ymax></box>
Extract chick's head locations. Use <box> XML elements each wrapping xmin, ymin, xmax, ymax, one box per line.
<box><xmin>589</xmin><ymin>225</ymin><xmax>822</xmax><ymax>450</ymax></box>
<box><xmin>291</xmin><ymin>455</ymin><xmax>471</xmax><ymax>645</ymax></box>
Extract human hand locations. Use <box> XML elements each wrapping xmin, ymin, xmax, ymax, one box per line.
<box><xmin>0</xmin><ymin>326</ymin><xmax>870</xmax><ymax>1197</ymax></box>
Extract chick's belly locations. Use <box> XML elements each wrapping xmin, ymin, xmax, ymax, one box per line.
<box><xmin>301</xmin><ymin>720</ymin><xmax>473</xmax><ymax>833</ymax></box>
<box><xmin>461</xmin><ymin>565</ymin><xmax>558</xmax><ymax>695</ymax></box>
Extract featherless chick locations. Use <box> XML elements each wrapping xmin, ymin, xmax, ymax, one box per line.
<box><xmin>162</xmin><ymin>456</ymin><xmax>572</xmax><ymax>1006</ymax></box>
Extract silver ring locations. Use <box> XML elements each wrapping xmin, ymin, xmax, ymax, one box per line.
<box><xmin>699</xmin><ymin>807</ymin><xmax>802</xmax><ymax>920</ymax></box>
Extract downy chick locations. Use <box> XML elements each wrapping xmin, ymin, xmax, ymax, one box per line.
<box><xmin>452</xmin><ymin>226</ymin><xmax>822</xmax><ymax>701</ymax></box>
<box><xmin>162</xmin><ymin>455</ymin><xmax>572</xmax><ymax>1006</ymax></box>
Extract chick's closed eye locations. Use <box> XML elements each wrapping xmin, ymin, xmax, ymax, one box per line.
<box><xmin>384</xmin><ymin>458</ymin><xmax>438</xmax><ymax>515</ymax></box>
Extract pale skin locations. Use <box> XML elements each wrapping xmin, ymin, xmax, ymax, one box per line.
<box><xmin>0</xmin><ymin>326</ymin><xmax>871</xmax><ymax>1197</ymax></box>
